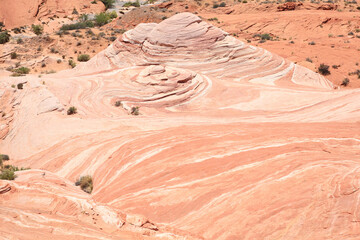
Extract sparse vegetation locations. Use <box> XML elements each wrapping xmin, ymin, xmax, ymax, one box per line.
<box><xmin>308</xmin><ymin>41</ymin><xmax>316</xmax><ymax>45</ymax></box>
<box><xmin>11</xmin><ymin>67</ymin><xmax>30</xmax><ymax>77</ymax></box>
<box><xmin>0</xmin><ymin>169</ymin><xmax>16</xmax><ymax>180</ymax></box>
<box><xmin>0</xmin><ymin>155</ymin><xmax>29</xmax><ymax>180</ymax></box>
<box><xmin>10</xmin><ymin>52</ymin><xmax>17</xmax><ymax>59</ymax></box>
<box><xmin>95</xmin><ymin>12</ymin><xmax>112</xmax><ymax>26</ymax></box>
<box><xmin>100</xmin><ymin>0</ymin><xmax>115</xmax><ymax>9</ymax></box>
<box><xmin>31</xmin><ymin>24</ymin><xmax>43</xmax><ymax>35</ymax></box>
<box><xmin>348</xmin><ymin>69</ymin><xmax>360</xmax><ymax>78</ymax></box>
<box><xmin>318</xmin><ymin>64</ymin><xmax>331</xmax><ymax>75</ymax></box>
<box><xmin>67</xmin><ymin>106</ymin><xmax>77</xmax><ymax>115</ymax></box>
<box><xmin>123</xmin><ymin>0</ymin><xmax>140</xmax><ymax>7</ymax></box>
<box><xmin>0</xmin><ymin>31</ymin><xmax>10</xmax><ymax>44</ymax></box>
<box><xmin>75</xmin><ymin>175</ymin><xmax>93</xmax><ymax>193</ymax></box>
<box><xmin>131</xmin><ymin>106</ymin><xmax>140</xmax><ymax>115</ymax></box>
<box><xmin>77</xmin><ymin>54</ymin><xmax>90</xmax><ymax>62</ymax></box>
<box><xmin>115</xmin><ymin>100</ymin><xmax>122</xmax><ymax>107</ymax></box>
<box><xmin>60</xmin><ymin>21</ymin><xmax>94</xmax><ymax>31</ymax></box>
<box><xmin>341</xmin><ymin>78</ymin><xmax>350</xmax><ymax>86</ymax></box>
<box><xmin>17</xmin><ymin>83</ymin><xmax>23</xmax><ymax>89</ymax></box>
<box><xmin>69</xmin><ymin>59</ymin><xmax>77</xmax><ymax>68</ymax></box>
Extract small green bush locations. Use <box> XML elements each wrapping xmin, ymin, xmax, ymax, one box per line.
<box><xmin>0</xmin><ymin>31</ymin><xmax>10</xmax><ymax>44</ymax></box>
<box><xmin>131</xmin><ymin>106</ymin><xmax>140</xmax><ymax>115</ymax></box>
<box><xmin>115</xmin><ymin>100</ymin><xmax>122</xmax><ymax>107</ymax></box>
<box><xmin>100</xmin><ymin>0</ymin><xmax>115</xmax><ymax>9</ymax></box>
<box><xmin>95</xmin><ymin>12</ymin><xmax>111</xmax><ymax>26</ymax></box>
<box><xmin>69</xmin><ymin>59</ymin><xmax>77</xmax><ymax>68</ymax></box>
<box><xmin>0</xmin><ymin>155</ymin><xmax>9</xmax><ymax>161</ymax></box>
<box><xmin>0</xmin><ymin>169</ymin><xmax>16</xmax><ymax>180</ymax></box>
<box><xmin>341</xmin><ymin>78</ymin><xmax>349</xmax><ymax>87</ymax></box>
<box><xmin>67</xmin><ymin>106</ymin><xmax>77</xmax><ymax>115</ymax></box>
<box><xmin>219</xmin><ymin>2</ymin><xmax>226</xmax><ymax>7</ymax></box>
<box><xmin>77</xmin><ymin>54</ymin><xmax>90</xmax><ymax>62</ymax></box>
<box><xmin>260</xmin><ymin>33</ymin><xmax>271</xmax><ymax>40</ymax></box>
<box><xmin>10</xmin><ymin>52</ymin><xmax>17</xmax><ymax>59</ymax></box>
<box><xmin>60</xmin><ymin>21</ymin><xmax>94</xmax><ymax>31</ymax></box>
<box><xmin>12</xmin><ymin>67</ymin><xmax>30</xmax><ymax>77</ymax></box>
<box><xmin>15</xmin><ymin>67</ymin><xmax>30</xmax><ymax>74</ymax></box>
<box><xmin>31</xmin><ymin>24</ymin><xmax>43</xmax><ymax>35</ymax></box>
<box><xmin>17</xmin><ymin>83</ymin><xmax>23</xmax><ymax>89</ymax></box>
<box><xmin>123</xmin><ymin>0</ymin><xmax>140</xmax><ymax>7</ymax></box>
<box><xmin>109</xmin><ymin>11</ymin><xmax>118</xmax><ymax>19</ymax></box>
<box><xmin>318</xmin><ymin>64</ymin><xmax>330</xmax><ymax>76</ymax></box>
<box><xmin>75</xmin><ymin>175</ymin><xmax>93</xmax><ymax>193</ymax></box>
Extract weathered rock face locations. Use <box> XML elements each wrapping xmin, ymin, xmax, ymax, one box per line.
<box><xmin>0</xmin><ymin>0</ymin><xmax>105</xmax><ymax>29</ymax></box>
<box><xmin>277</xmin><ymin>2</ymin><xmax>303</xmax><ymax>11</ymax></box>
<box><xmin>1</xmin><ymin>13</ymin><xmax>360</xmax><ymax>240</ymax></box>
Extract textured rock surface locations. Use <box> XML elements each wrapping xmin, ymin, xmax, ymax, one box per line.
<box><xmin>1</xmin><ymin>13</ymin><xmax>360</xmax><ymax>240</ymax></box>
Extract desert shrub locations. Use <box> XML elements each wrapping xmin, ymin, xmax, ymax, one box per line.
<box><xmin>115</xmin><ymin>100</ymin><xmax>122</xmax><ymax>107</ymax></box>
<box><xmin>0</xmin><ymin>169</ymin><xmax>16</xmax><ymax>180</ymax></box>
<box><xmin>72</xmin><ymin>8</ymin><xmax>79</xmax><ymax>15</ymax></box>
<box><xmin>109</xmin><ymin>36</ymin><xmax>117</xmax><ymax>41</ymax></box>
<box><xmin>12</xmin><ymin>67</ymin><xmax>30</xmax><ymax>76</ymax></box>
<box><xmin>219</xmin><ymin>2</ymin><xmax>226</xmax><ymax>7</ymax></box>
<box><xmin>213</xmin><ymin>3</ymin><xmax>219</xmax><ymax>8</ymax></box>
<box><xmin>95</xmin><ymin>12</ymin><xmax>111</xmax><ymax>26</ymax></box>
<box><xmin>17</xmin><ymin>83</ymin><xmax>23</xmax><ymax>89</ymax></box>
<box><xmin>208</xmin><ymin>17</ymin><xmax>218</xmax><ymax>21</ymax></box>
<box><xmin>0</xmin><ymin>31</ymin><xmax>10</xmax><ymax>44</ymax></box>
<box><xmin>308</xmin><ymin>41</ymin><xmax>316</xmax><ymax>45</ymax></box>
<box><xmin>17</xmin><ymin>38</ymin><xmax>23</xmax><ymax>44</ymax></box>
<box><xmin>3</xmin><ymin>165</ymin><xmax>30</xmax><ymax>172</ymax></box>
<box><xmin>57</xmin><ymin>59</ymin><xmax>62</xmax><ymax>63</ymax></box>
<box><xmin>109</xmin><ymin>11</ymin><xmax>118</xmax><ymax>19</ymax></box>
<box><xmin>123</xmin><ymin>0</ymin><xmax>140</xmax><ymax>7</ymax></box>
<box><xmin>69</xmin><ymin>59</ymin><xmax>77</xmax><ymax>68</ymax></box>
<box><xmin>31</xmin><ymin>24</ymin><xmax>43</xmax><ymax>35</ymax></box>
<box><xmin>341</xmin><ymin>78</ymin><xmax>349</xmax><ymax>86</ymax></box>
<box><xmin>260</xmin><ymin>33</ymin><xmax>271</xmax><ymax>40</ymax></box>
<box><xmin>100</xmin><ymin>0</ymin><xmax>115</xmax><ymax>9</ymax></box>
<box><xmin>318</xmin><ymin>64</ymin><xmax>330</xmax><ymax>75</ymax></box>
<box><xmin>306</xmin><ymin>57</ymin><xmax>313</xmax><ymax>63</ymax></box>
<box><xmin>348</xmin><ymin>69</ymin><xmax>360</xmax><ymax>78</ymax></box>
<box><xmin>67</xmin><ymin>106</ymin><xmax>77</xmax><ymax>115</ymax></box>
<box><xmin>60</xmin><ymin>21</ymin><xmax>94</xmax><ymax>31</ymax></box>
<box><xmin>332</xmin><ymin>64</ymin><xmax>340</xmax><ymax>69</ymax></box>
<box><xmin>131</xmin><ymin>106</ymin><xmax>140</xmax><ymax>115</ymax></box>
<box><xmin>0</xmin><ymin>155</ymin><xmax>9</xmax><ymax>161</ymax></box>
<box><xmin>10</xmin><ymin>52</ymin><xmax>17</xmax><ymax>59</ymax></box>
<box><xmin>77</xmin><ymin>54</ymin><xmax>90</xmax><ymax>62</ymax></box>
<box><xmin>75</xmin><ymin>175</ymin><xmax>93</xmax><ymax>193</ymax></box>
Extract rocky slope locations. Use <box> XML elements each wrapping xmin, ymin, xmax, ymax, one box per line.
<box><xmin>1</xmin><ymin>13</ymin><xmax>360</xmax><ymax>239</ymax></box>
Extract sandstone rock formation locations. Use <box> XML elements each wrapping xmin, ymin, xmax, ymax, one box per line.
<box><xmin>1</xmin><ymin>13</ymin><xmax>360</xmax><ymax>240</ymax></box>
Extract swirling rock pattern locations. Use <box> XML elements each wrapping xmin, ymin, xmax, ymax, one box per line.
<box><xmin>1</xmin><ymin>13</ymin><xmax>360</xmax><ymax>240</ymax></box>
